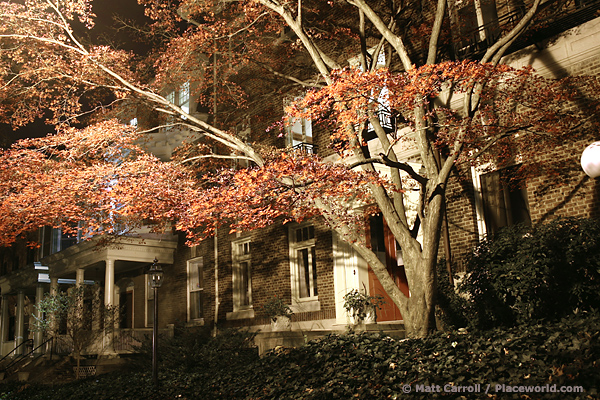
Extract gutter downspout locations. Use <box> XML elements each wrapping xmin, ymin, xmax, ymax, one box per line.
<box><xmin>434</xmin><ymin>150</ymin><xmax>454</xmax><ymax>287</ymax></box>
<box><xmin>213</xmin><ymin>227</ymin><xmax>219</xmax><ymax>337</ymax></box>
<box><xmin>441</xmin><ymin>203</ymin><xmax>454</xmax><ymax>287</ymax></box>
<box><xmin>212</xmin><ymin>45</ymin><xmax>220</xmax><ymax>338</ymax></box>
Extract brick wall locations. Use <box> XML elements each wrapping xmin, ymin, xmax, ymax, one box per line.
<box><xmin>527</xmin><ymin>138</ymin><xmax>600</xmax><ymax>224</ymax></box>
<box><xmin>445</xmin><ymin>139</ymin><xmax>600</xmax><ymax>273</ymax></box>
<box><xmin>443</xmin><ymin>164</ymin><xmax>481</xmax><ymax>273</ymax></box>
<box><xmin>158</xmin><ymin>241</ymin><xmax>189</xmax><ymax>328</ymax></box>
<box><xmin>165</xmin><ymin>217</ymin><xmax>337</xmax><ymax>330</ymax></box>
<box><xmin>442</xmin><ymin>19</ymin><xmax>600</xmax><ymax>273</ymax></box>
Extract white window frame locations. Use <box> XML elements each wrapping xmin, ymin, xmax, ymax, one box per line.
<box><xmin>187</xmin><ymin>257</ymin><xmax>204</xmax><ymax>323</ymax></box>
<box><xmin>178</xmin><ymin>81</ymin><xmax>191</xmax><ymax>115</ymax></box>
<box><xmin>226</xmin><ymin>239</ymin><xmax>255</xmax><ymax>320</ymax></box>
<box><xmin>233</xmin><ymin>239</ymin><xmax>252</xmax><ymax>310</ymax></box>
<box><xmin>165</xmin><ymin>82</ymin><xmax>191</xmax><ymax>129</ymax></box>
<box><xmin>289</xmin><ymin>223</ymin><xmax>320</xmax><ymax>312</ymax></box>
<box><xmin>284</xmin><ymin>96</ymin><xmax>313</xmax><ymax>152</ymax></box>
<box><xmin>348</xmin><ymin>47</ymin><xmax>391</xmax><ymax>136</ymax></box>
<box><xmin>285</xmin><ymin>114</ymin><xmax>313</xmax><ymax>148</ymax></box>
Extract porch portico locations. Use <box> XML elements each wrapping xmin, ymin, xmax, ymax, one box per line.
<box><xmin>0</xmin><ymin>234</ymin><xmax>177</xmax><ymax>359</ymax></box>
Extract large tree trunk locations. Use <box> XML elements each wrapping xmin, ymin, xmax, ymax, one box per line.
<box><xmin>401</xmin><ymin>191</ymin><xmax>445</xmax><ymax>338</ymax></box>
<box><xmin>370</xmin><ymin>188</ymin><xmax>444</xmax><ymax>338</ymax></box>
<box><xmin>345</xmin><ymin>195</ymin><xmax>444</xmax><ymax>338</ymax></box>
<box><xmin>402</xmin><ymin>257</ymin><xmax>438</xmax><ymax>338</ymax></box>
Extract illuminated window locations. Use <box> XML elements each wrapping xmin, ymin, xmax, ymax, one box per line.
<box><xmin>232</xmin><ymin>240</ymin><xmax>252</xmax><ymax>311</ymax></box>
<box><xmin>188</xmin><ymin>258</ymin><xmax>204</xmax><ymax>321</ymax></box>
<box><xmin>165</xmin><ymin>82</ymin><xmax>191</xmax><ymax>129</ymax></box>
<box><xmin>289</xmin><ymin>224</ymin><xmax>318</xmax><ymax>300</ymax></box>
<box><xmin>285</xmin><ymin>97</ymin><xmax>313</xmax><ymax>154</ymax></box>
<box><xmin>480</xmin><ymin>166</ymin><xmax>531</xmax><ymax>236</ymax></box>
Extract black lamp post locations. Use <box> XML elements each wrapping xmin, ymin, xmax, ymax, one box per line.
<box><xmin>148</xmin><ymin>258</ymin><xmax>164</xmax><ymax>386</ymax></box>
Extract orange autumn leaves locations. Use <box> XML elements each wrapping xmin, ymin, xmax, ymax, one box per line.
<box><xmin>285</xmin><ymin>62</ymin><xmax>588</xmax><ymax>165</ymax></box>
<box><xmin>0</xmin><ymin>120</ymin><xmax>191</xmax><ymax>245</ymax></box>
<box><xmin>1</xmin><ymin>60</ymin><xmax>596</xmax><ymax>247</ymax></box>
<box><xmin>177</xmin><ymin>151</ymin><xmax>385</xmax><ymax>244</ymax></box>
<box><xmin>0</xmin><ymin>120</ymin><xmax>384</xmax><ymax>246</ymax></box>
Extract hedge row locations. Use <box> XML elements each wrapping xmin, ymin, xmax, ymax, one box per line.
<box><xmin>1</xmin><ymin>311</ymin><xmax>598</xmax><ymax>399</ymax></box>
<box><xmin>438</xmin><ymin>217</ymin><xmax>600</xmax><ymax>330</ymax></box>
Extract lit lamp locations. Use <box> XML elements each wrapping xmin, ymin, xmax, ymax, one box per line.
<box><xmin>148</xmin><ymin>258</ymin><xmax>163</xmax><ymax>386</ymax></box>
<box><xmin>581</xmin><ymin>141</ymin><xmax>600</xmax><ymax>178</ymax></box>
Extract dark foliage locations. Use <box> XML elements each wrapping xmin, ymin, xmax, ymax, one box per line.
<box><xmin>435</xmin><ymin>260</ymin><xmax>470</xmax><ymax>330</ymax></box>
<box><xmin>132</xmin><ymin>324</ymin><xmax>259</xmax><ymax>373</ymax></box>
<box><xmin>440</xmin><ymin>218</ymin><xmax>600</xmax><ymax>330</ymax></box>
<box><xmin>1</xmin><ymin>312</ymin><xmax>599</xmax><ymax>399</ymax></box>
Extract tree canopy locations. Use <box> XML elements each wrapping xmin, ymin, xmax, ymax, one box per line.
<box><xmin>1</xmin><ymin>0</ymin><xmax>599</xmax><ymax>337</ymax></box>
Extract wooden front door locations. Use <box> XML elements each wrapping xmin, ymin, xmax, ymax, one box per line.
<box><xmin>366</xmin><ymin>214</ymin><xmax>409</xmax><ymax>322</ymax></box>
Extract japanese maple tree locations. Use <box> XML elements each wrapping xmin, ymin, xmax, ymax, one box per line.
<box><xmin>1</xmin><ymin>0</ymin><xmax>599</xmax><ymax>337</ymax></box>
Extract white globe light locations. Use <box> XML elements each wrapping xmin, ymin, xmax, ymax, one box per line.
<box><xmin>581</xmin><ymin>141</ymin><xmax>600</xmax><ymax>178</ymax></box>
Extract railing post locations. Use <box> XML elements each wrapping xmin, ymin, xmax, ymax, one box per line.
<box><xmin>0</xmin><ymin>295</ymin><xmax>8</xmax><ymax>357</ymax></box>
<box><xmin>14</xmin><ymin>291</ymin><xmax>24</xmax><ymax>356</ymax></box>
<box><xmin>34</xmin><ymin>284</ymin><xmax>44</xmax><ymax>355</ymax></box>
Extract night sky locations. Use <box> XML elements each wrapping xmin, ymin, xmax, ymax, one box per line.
<box><xmin>0</xmin><ymin>0</ymin><xmax>152</xmax><ymax>145</ymax></box>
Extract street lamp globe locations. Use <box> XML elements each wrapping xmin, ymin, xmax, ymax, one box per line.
<box><xmin>149</xmin><ymin>258</ymin><xmax>164</xmax><ymax>288</ymax></box>
<box><xmin>581</xmin><ymin>141</ymin><xmax>600</xmax><ymax>178</ymax></box>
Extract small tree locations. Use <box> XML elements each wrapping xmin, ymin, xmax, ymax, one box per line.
<box><xmin>1</xmin><ymin>0</ymin><xmax>599</xmax><ymax>338</ymax></box>
<box><xmin>32</xmin><ymin>285</ymin><xmax>120</xmax><ymax>379</ymax></box>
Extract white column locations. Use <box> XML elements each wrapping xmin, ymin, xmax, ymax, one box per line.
<box><xmin>114</xmin><ymin>285</ymin><xmax>121</xmax><ymax>326</ymax></box>
<box><xmin>0</xmin><ymin>295</ymin><xmax>8</xmax><ymax>355</ymax></box>
<box><xmin>75</xmin><ymin>268</ymin><xmax>85</xmax><ymax>336</ymax></box>
<box><xmin>103</xmin><ymin>259</ymin><xmax>116</xmax><ymax>355</ymax></box>
<box><xmin>76</xmin><ymin>269</ymin><xmax>85</xmax><ymax>287</ymax></box>
<box><xmin>34</xmin><ymin>284</ymin><xmax>44</xmax><ymax>354</ymax></box>
<box><xmin>104</xmin><ymin>260</ymin><xmax>115</xmax><ymax>307</ymax></box>
<box><xmin>50</xmin><ymin>277</ymin><xmax>58</xmax><ymax>296</ymax></box>
<box><xmin>15</xmin><ymin>291</ymin><xmax>25</xmax><ymax>355</ymax></box>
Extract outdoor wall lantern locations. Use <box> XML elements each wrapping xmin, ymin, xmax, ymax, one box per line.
<box><xmin>149</xmin><ymin>258</ymin><xmax>164</xmax><ymax>289</ymax></box>
<box><xmin>581</xmin><ymin>141</ymin><xmax>600</xmax><ymax>178</ymax></box>
<box><xmin>148</xmin><ymin>258</ymin><xmax>163</xmax><ymax>386</ymax></box>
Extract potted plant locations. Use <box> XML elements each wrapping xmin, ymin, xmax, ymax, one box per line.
<box><xmin>343</xmin><ymin>288</ymin><xmax>385</xmax><ymax>325</ymax></box>
<box><xmin>260</xmin><ymin>296</ymin><xmax>293</xmax><ymax>331</ymax></box>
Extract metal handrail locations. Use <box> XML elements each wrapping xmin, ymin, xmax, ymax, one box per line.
<box><xmin>292</xmin><ymin>142</ymin><xmax>316</xmax><ymax>154</ymax></box>
<box><xmin>32</xmin><ymin>336</ymin><xmax>54</xmax><ymax>360</ymax></box>
<box><xmin>0</xmin><ymin>339</ymin><xmax>33</xmax><ymax>365</ymax></box>
<box><xmin>0</xmin><ymin>339</ymin><xmax>33</xmax><ymax>373</ymax></box>
<box><xmin>1</xmin><ymin>337</ymin><xmax>54</xmax><ymax>375</ymax></box>
<box><xmin>454</xmin><ymin>0</ymin><xmax>600</xmax><ymax>58</ymax></box>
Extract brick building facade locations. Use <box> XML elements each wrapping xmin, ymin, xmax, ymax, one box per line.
<box><xmin>0</xmin><ymin>0</ymin><xmax>599</xmax><ymax>364</ymax></box>
<box><xmin>443</xmin><ymin>16</ymin><xmax>600</xmax><ymax>272</ymax></box>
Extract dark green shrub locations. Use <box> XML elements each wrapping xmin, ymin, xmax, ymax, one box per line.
<box><xmin>132</xmin><ymin>324</ymin><xmax>259</xmax><ymax>374</ymax></box>
<box><xmin>459</xmin><ymin>217</ymin><xmax>600</xmax><ymax>329</ymax></box>
<box><xmin>435</xmin><ymin>260</ymin><xmax>470</xmax><ymax>330</ymax></box>
<box><xmin>220</xmin><ymin>312</ymin><xmax>600</xmax><ymax>399</ymax></box>
<box><xmin>3</xmin><ymin>312</ymin><xmax>599</xmax><ymax>399</ymax></box>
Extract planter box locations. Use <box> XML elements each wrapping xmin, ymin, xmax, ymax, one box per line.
<box><xmin>271</xmin><ymin>316</ymin><xmax>291</xmax><ymax>331</ymax></box>
<box><xmin>17</xmin><ymin>372</ymin><xmax>30</xmax><ymax>382</ymax></box>
<box><xmin>349</xmin><ymin>307</ymin><xmax>377</xmax><ymax>325</ymax></box>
